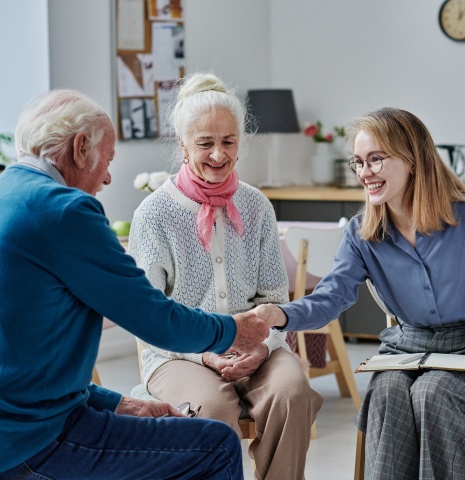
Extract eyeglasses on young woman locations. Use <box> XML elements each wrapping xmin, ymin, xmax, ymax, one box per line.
<box><xmin>348</xmin><ymin>154</ymin><xmax>390</xmax><ymax>176</ymax></box>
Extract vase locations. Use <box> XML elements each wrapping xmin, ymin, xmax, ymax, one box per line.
<box><xmin>333</xmin><ymin>136</ymin><xmax>350</xmax><ymax>159</ymax></box>
<box><xmin>311</xmin><ymin>142</ymin><xmax>335</xmax><ymax>186</ymax></box>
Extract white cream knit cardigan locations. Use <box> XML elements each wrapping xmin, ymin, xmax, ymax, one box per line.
<box><xmin>129</xmin><ymin>177</ymin><xmax>290</xmax><ymax>384</ymax></box>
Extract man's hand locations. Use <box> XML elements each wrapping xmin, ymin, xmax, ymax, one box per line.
<box><xmin>230</xmin><ymin>310</ymin><xmax>269</xmax><ymax>353</ymax></box>
<box><xmin>220</xmin><ymin>344</ymin><xmax>269</xmax><ymax>381</ymax></box>
<box><xmin>116</xmin><ymin>396</ymin><xmax>185</xmax><ymax>418</ymax></box>
<box><xmin>253</xmin><ymin>304</ymin><xmax>287</xmax><ymax>328</ymax></box>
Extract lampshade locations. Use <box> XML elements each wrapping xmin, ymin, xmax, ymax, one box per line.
<box><xmin>246</xmin><ymin>89</ymin><xmax>300</xmax><ymax>134</ymax></box>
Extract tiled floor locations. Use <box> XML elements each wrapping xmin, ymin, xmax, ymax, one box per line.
<box><xmin>96</xmin><ymin>337</ymin><xmax>379</xmax><ymax>479</ymax></box>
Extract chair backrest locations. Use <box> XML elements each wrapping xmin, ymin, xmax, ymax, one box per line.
<box><xmin>354</xmin><ymin>279</ymin><xmax>397</xmax><ymax>480</ymax></box>
<box><xmin>283</xmin><ymin>218</ymin><xmax>347</xmax><ymax>278</ymax></box>
<box><xmin>366</xmin><ymin>279</ymin><xmax>397</xmax><ymax>328</ymax></box>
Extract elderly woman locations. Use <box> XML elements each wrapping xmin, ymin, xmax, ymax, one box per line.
<box><xmin>257</xmin><ymin>107</ymin><xmax>465</xmax><ymax>480</ymax></box>
<box><xmin>129</xmin><ymin>73</ymin><xmax>323</xmax><ymax>480</ymax></box>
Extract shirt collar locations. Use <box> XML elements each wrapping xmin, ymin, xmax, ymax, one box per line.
<box><xmin>18</xmin><ymin>156</ymin><xmax>67</xmax><ymax>187</ymax></box>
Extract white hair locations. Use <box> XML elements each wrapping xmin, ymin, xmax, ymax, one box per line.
<box><xmin>170</xmin><ymin>73</ymin><xmax>249</xmax><ymax>160</ymax></box>
<box><xmin>15</xmin><ymin>89</ymin><xmax>113</xmax><ymax>169</ymax></box>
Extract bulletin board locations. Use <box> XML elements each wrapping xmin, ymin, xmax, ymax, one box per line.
<box><xmin>115</xmin><ymin>0</ymin><xmax>184</xmax><ymax>140</ymax></box>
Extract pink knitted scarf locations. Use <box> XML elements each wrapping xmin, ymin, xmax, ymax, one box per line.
<box><xmin>176</xmin><ymin>163</ymin><xmax>245</xmax><ymax>252</ymax></box>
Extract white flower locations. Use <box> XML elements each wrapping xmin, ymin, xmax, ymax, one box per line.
<box><xmin>147</xmin><ymin>171</ymin><xmax>170</xmax><ymax>191</ymax></box>
<box><xmin>133</xmin><ymin>171</ymin><xmax>170</xmax><ymax>192</ymax></box>
<box><xmin>133</xmin><ymin>172</ymin><xmax>149</xmax><ymax>190</ymax></box>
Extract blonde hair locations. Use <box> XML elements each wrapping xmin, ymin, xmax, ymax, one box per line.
<box><xmin>171</xmin><ymin>73</ymin><xmax>247</xmax><ymax>157</ymax></box>
<box><xmin>15</xmin><ymin>89</ymin><xmax>113</xmax><ymax>169</ymax></box>
<box><xmin>346</xmin><ymin>107</ymin><xmax>465</xmax><ymax>242</ymax></box>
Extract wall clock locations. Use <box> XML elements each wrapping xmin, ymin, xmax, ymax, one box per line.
<box><xmin>439</xmin><ymin>0</ymin><xmax>465</xmax><ymax>41</ymax></box>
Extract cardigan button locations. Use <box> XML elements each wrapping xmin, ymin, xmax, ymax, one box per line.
<box><xmin>220</xmin><ymin>292</ymin><xmax>227</xmax><ymax>298</ymax></box>
<box><xmin>216</xmin><ymin>257</ymin><xmax>222</xmax><ymax>263</ymax></box>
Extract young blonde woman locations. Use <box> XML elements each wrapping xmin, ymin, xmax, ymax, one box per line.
<box><xmin>256</xmin><ymin>107</ymin><xmax>465</xmax><ymax>480</ymax></box>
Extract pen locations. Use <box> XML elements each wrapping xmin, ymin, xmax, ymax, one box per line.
<box><xmin>399</xmin><ymin>353</ymin><xmax>425</xmax><ymax>365</ymax></box>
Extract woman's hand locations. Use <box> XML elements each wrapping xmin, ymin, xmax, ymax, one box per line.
<box><xmin>202</xmin><ymin>351</ymin><xmax>251</xmax><ymax>373</ymax></box>
<box><xmin>220</xmin><ymin>344</ymin><xmax>269</xmax><ymax>381</ymax></box>
<box><xmin>116</xmin><ymin>397</ymin><xmax>185</xmax><ymax>418</ymax></box>
<box><xmin>253</xmin><ymin>304</ymin><xmax>288</xmax><ymax>328</ymax></box>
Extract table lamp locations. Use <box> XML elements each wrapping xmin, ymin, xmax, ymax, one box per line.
<box><xmin>246</xmin><ymin>89</ymin><xmax>300</xmax><ymax>187</ymax></box>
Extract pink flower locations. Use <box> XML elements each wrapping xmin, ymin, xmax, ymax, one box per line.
<box><xmin>304</xmin><ymin>125</ymin><xmax>319</xmax><ymax>137</ymax></box>
<box><xmin>303</xmin><ymin>121</ymin><xmax>345</xmax><ymax>143</ymax></box>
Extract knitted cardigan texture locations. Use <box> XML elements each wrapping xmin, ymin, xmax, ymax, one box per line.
<box><xmin>129</xmin><ymin>177</ymin><xmax>291</xmax><ymax>384</ymax></box>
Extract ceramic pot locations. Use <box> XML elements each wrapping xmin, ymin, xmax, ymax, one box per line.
<box><xmin>311</xmin><ymin>142</ymin><xmax>334</xmax><ymax>185</ymax></box>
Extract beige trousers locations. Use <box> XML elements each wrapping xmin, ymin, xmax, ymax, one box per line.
<box><xmin>148</xmin><ymin>348</ymin><xmax>323</xmax><ymax>480</ymax></box>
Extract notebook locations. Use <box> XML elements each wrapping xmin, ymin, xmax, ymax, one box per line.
<box><xmin>355</xmin><ymin>352</ymin><xmax>465</xmax><ymax>373</ymax></box>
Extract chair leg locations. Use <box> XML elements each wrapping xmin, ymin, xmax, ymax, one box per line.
<box><xmin>295</xmin><ymin>331</ymin><xmax>319</xmax><ymax>439</ymax></box>
<box><xmin>354</xmin><ymin>429</ymin><xmax>365</xmax><ymax>480</ymax></box>
<box><xmin>91</xmin><ymin>366</ymin><xmax>101</xmax><ymax>386</ymax></box>
<box><xmin>311</xmin><ymin>422</ymin><xmax>317</xmax><ymax>439</ymax></box>
<box><xmin>247</xmin><ymin>439</ymin><xmax>256</xmax><ymax>472</ymax></box>
<box><xmin>327</xmin><ymin>320</ymin><xmax>362</xmax><ymax>410</ymax></box>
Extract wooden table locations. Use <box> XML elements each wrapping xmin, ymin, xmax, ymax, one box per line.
<box><xmin>260</xmin><ymin>185</ymin><xmax>365</xmax><ymax>202</ymax></box>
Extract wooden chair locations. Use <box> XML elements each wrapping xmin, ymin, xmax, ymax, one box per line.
<box><xmin>353</xmin><ymin>279</ymin><xmax>397</xmax><ymax>480</ymax></box>
<box><xmin>284</xmin><ymin>221</ymin><xmax>362</xmax><ymax>438</ymax></box>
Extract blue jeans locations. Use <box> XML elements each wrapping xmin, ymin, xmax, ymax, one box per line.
<box><xmin>0</xmin><ymin>405</ymin><xmax>243</xmax><ymax>479</ymax></box>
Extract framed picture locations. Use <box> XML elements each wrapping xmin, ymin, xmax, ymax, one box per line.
<box><xmin>117</xmin><ymin>53</ymin><xmax>155</xmax><ymax>97</ymax></box>
<box><xmin>147</xmin><ymin>0</ymin><xmax>183</xmax><ymax>21</ymax></box>
<box><xmin>116</xmin><ymin>0</ymin><xmax>151</xmax><ymax>53</ymax></box>
<box><xmin>151</xmin><ymin>22</ymin><xmax>184</xmax><ymax>81</ymax></box>
<box><xmin>115</xmin><ymin>0</ymin><xmax>185</xmax><ymax>140</ymax></box>
<box><xmin>155</xmin><ymin>81</ymin><xmax>177</xmax><ymax>137</ymax></box>
<box><xmin>119</xmin><ymin>97</ymin><xmax>158</xmax><ymax>140</ymax></box>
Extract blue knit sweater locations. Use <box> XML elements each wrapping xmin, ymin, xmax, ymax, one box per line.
<box><xmin>0</xmin><ymin>162</ymin><xmax>235</xmax><ymax>472</ymax></box>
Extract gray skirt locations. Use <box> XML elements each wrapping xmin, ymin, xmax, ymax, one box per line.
<box><xmin>358</xmin><ymin>320</ymin><xmax>465</xmax><ymax>430</ymax></box>
<box><xmin>378</xmin><ymin>320</ymin><xmax>465</xmax><ymax>356</ymax></box>
<box><xmin>356</xmin><ymin>321</ymin><xmax>465</xmax><ymax>480</ymax></box>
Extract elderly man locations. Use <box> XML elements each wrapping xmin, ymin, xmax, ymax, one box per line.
<box><xmin>0</xmin><ymin>89</ymin><xmax>269</xmax><ymax>480</ymax></box>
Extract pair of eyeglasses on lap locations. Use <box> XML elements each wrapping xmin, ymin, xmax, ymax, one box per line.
<box><xmin>348</xmin><ymin>154</ymin><xmax>390</xmax><ymax>176</ymax></box>
<box><xmin>162</xmin><ymin>402</ymin><xmax>201</xmax><ymax>418</ymax></box>
<box><xmin>177</xmin><ymin>402</ymin><xmax>201</xmax><ymax>418</ymax></box>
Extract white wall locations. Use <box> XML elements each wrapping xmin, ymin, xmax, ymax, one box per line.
<box><xmin>271</xmin><ymin>0</ymin><xmax>464</xmax><ymax>141</ymax></box>
<box><xmin>10</xmin><ymin>0</ymin><xmax>465</xmax><ymax>222</ymax></box>
<box><xmin>177</xmin><ymin>0</ymin><xmax>465</xmax><ymax>192</ymax></box>
<box><xmin>0</xmin><ymin>0</ymin><xmax>49</xmax><ymax>145</ymax></box>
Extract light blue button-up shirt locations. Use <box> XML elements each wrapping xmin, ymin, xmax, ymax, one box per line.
<box><xmin>281</xmin><ymin>202</ymin><xmax>465</xmax><ymax>331</ymax></box>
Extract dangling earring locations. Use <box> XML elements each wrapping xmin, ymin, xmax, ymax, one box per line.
<box><xmin>183</xmin><ymin>157</ymin><xmax>189</xmax><ymax>164</ymax></box>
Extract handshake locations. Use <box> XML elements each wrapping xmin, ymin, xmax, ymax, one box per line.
<box><xmin>229</xmin><ymin>304</ymin><xmax>287</xmax><ymax>354</ymax></box>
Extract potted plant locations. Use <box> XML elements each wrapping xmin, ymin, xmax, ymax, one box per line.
<box><xmin>304</xmin><ymin>122</ymin><xmax>346</xmax><ymax>185</ymax></box>
<box><xmin>0</xmin><ymin>133</ymin><xmax>15</xmax><ymax>173</ymax></box>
